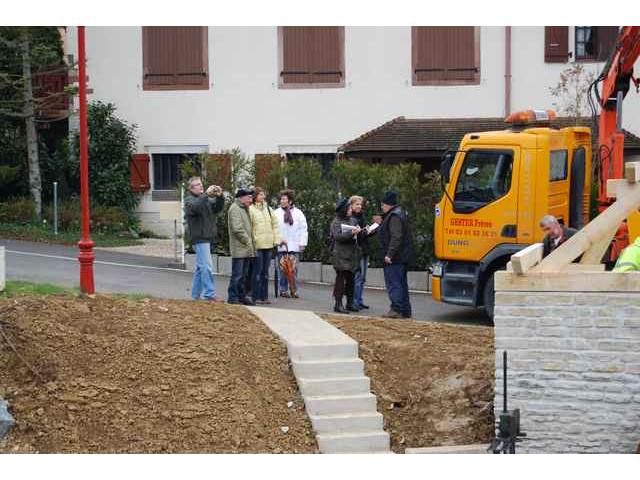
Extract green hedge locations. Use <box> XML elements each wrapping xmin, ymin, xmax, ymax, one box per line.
<box><xmin>261</xmin><ymin>157</ymin><xmax>441</xmax><ymax>270</ymax></box>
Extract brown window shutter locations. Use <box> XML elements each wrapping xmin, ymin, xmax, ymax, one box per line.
<box><xmin>311</xmin><ymin>27</ymin><xmax>343</xmax><ymax>84</ymax></box>
<box><xmin>205</xmin><ymin>154</ymin><xmax>232</xmax><ymax>190</ymax></box>
<box><xmin>255</xmin><ymin>154</ymin><xmax>283</xmax><ymax>185</ymax></box>
<box><xmin>544</xmin><ymin>26</ymin><xmax>569</xmax><ymax>63</ymax></box>
<box><xmin>143</xmin><ymin>27</ymin><xmax>208</xmax><ymax>89</ymax></box>
<box><xmin>281</xmin><ymin>26</ymin><xmax>344</xmax><ymax>85</ymax></box>
<box><xmin>596</xmin><ymin>26</ymin><xmax>619</xmax><ymax>61</ymax></box>
<box><xmin>413</xmin><ymin>27</ymin><xmax>478</xmax><ymax>84</ymax></box>
<box><xmin>130</xmin><ymin>154</ymin><xmax>150</xmax><ymax>192</ymax></box>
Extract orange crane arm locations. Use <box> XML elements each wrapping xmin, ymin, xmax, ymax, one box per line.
<box><xmin>595</xmin><ymin>26</ymin><xmax>640</xmax><ymax>260</ymax></box>
<box><xmin>597</xmin><ymin>26</ymin><xmax>640</xmax><ymax>208</ymax></box>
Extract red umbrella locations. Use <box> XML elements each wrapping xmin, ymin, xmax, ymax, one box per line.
<box><xmin>279</xmin><ymin>248</ymin><xmax>297</xmax><ymax>297</ymax></box>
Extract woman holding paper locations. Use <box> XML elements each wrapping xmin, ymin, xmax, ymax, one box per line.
<box><xmin>330</xmin><ymin>198</ymin><xmax>362</xmax><ymax>313</ymax></box>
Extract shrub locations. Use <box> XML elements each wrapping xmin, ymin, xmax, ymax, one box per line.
<box><xmin>68</xmin><ymin>101</ymin><xmax>140</xmax><ymax>214</ymax></box>
<box><xmin>43</xmin><ymin>198</ymin><xmax>133</xmax><ymax>233</ymax></box>
<box><xmin>258</xmin><ymin>158</ymin><xmax>442</xmax><ymax>270</ymax></box>
<box><xmin>0</xmin><ymin>197</ymin><xmax>36</xmax><ymax>223</ymax></box>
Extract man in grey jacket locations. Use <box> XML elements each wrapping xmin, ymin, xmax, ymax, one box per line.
<box><xmin>184</xmin><ymin>176</ymin><xmax>224</xmax><ymax>301</ymax></box>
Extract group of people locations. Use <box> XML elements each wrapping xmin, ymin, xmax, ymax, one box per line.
<box><xmin>184</xmin><ymin>176</ymin><xmax>416</xmax><ymax>318</ymax></box>
<box><xmin>329</xmin><ymin>190</ymin><xmax>414</xmax><ymax>318</ymax></box>
<box><xmin>185</xmin><ymin>177</ymin><xmax>308</xmax><ymax>305</ymax></box>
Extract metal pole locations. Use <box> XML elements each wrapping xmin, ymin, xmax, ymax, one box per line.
<box><xmin>173</xmin><ymin>219</ymin><xmax>178</xmax><ymax>264</ymax></box>
<box><xmin>503</xmin><ymin>350</ymin><xmax>508</xmax><ymax>412</ymax></box>
<box><xmin>77</xmin><ymin>26</ymin><xmax>95</xmax><ymax>294</ymax></box>
<box><xmin>53</xmin><ymin>181</ymin><xmax>58</xmax><ymax>235</ymax></box>
<box><xmin>180</xmin><ymin>184</ymin><xmax>185</xmax><ymax>267</ymax></box>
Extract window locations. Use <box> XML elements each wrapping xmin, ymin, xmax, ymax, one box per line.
<box><xmin>142</xmin><ymin>27</ymin><xmax>208</xmax><ymax>90</ymax></box>
<box><xmin>550</xmin><ymin>150</ymin><xmax>568</xmax><ymax>181</ymax></box>
<box><xmin>454</xmin><ymin>150</ymin><xmax>513</xmax><ymax>213</ymax></box>
<box><xmin>152</xmin><ymin>153</ymin><xmax>199</xmax><ymax>191</ymax></box>
<box><xmin>278</xmin><ymin>27</ymin><xmax>345</xmax><ymax>88</ymax></box>
<box><xmin>575</xmin><ymin>26</ymin><xmax>619</xmax><ymax>61</ymax></box>
<box><xmin>412</xmin><ymin>27</ymin><xmax>480</xmax><ymax>85</ymax></box>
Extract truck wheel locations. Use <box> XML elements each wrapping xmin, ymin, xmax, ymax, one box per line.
<box><xmin>482</xmin><ymin>272</ymin><xmax>496</xmax><ymax>322</ymax></box>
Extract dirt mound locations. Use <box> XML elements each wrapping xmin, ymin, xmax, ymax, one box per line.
<box><xmin>325</xmin><ymin>316</ymin><xmax>495</xmax><ymax>453</ymax></box>
<box><xmin>0</xmin><ymin>295</ymin><xmax>316</xmax><ymax>453</ymax></box>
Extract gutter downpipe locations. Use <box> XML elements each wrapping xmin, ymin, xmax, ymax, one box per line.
<box><xmin>505</xmin><ymin>26</ymin><xmax>512</xmax><ymax>116</ymax></box>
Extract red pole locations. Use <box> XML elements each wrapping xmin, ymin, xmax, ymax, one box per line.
<box><xmin>77</xmin><ymin>26</ymin><xmax>95</xmax><ymax>294</ymax></box>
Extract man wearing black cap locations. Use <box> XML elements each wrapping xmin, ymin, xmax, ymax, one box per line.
<box><xmin>379</xmin><ymin>190</ymin><xmax>414</xmax><ymax>318</ymax></box>
<box><xmin>227</xmin><ymin>187</ymin><xmax>256</xmax><ymax>305</ymax></box>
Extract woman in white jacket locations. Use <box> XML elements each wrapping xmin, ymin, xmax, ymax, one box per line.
<box><xmin>274</xmin><ymin>189</ymin><xmax>308</xmax><ymax>298</ymax></box>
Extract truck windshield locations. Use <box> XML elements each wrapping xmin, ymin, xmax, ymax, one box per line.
<box><xmin>453</xmin><ymin>149</ymin><xmax>513</xmax><ymax>212</ymax></box>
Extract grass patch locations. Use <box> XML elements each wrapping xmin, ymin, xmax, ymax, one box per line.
<box><xmin>110</xmin><ymin>292</ymin><xmax>153</xmax><ymax>301</ymax></box>
<box><xmin>1</xmin><ymin>281</ymin><xmax>79</xmax><ymax>297</ymax></box>
<box><xmin>0</xmin><ymin>223</ymin><xmax>144</xmax><ymax>248</ymax></box>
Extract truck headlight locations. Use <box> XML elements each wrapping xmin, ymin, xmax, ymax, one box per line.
<box><xmin>431</xmin><ymin>262</ymin><xmax>443</xmax><ymax>277</ymax></box>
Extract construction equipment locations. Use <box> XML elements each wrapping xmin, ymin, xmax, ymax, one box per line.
<box><xmin>431</xmin><ymin>109</ymin><xmax>592</xmax><ymax>318</ymax></box>
<box><xmin>589</xmin><ymin>26</ymin><xmax>640</xmax><ymax>257</ymax></box>
<box><xmin>432</xmin><ymin>27</ymin><xmax>640</xmax><ymax>319</ymax></box>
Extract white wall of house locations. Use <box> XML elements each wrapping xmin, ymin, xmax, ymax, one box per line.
<box><xmin>65</xmin><ymin>26</ymin><xmax>640</xmax><ymax>235</ymax></box>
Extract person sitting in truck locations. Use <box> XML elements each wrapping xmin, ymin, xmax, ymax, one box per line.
<box><xmin>539</xmin><ymin>215</ymin><xmax>577</xmax><ymax>258</ymax></box>
<box><xmin>612</xmin><ymin>236</ymin><xmax>640</xmax><ymax>272</ymax></box>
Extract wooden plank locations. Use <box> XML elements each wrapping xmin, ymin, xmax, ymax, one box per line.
<box><xmin>625</xmin><ymin>161</ymin><xmax>640</xmax><ymax>183</ymax></box>
<box><xmin>510</xmin><ymin>243</ymin><xmax>543</xmax><ymax>275</ymax></box>
<box><xmin>566</xmin><ymin>264</ymin><xmax>605</xmax><ymax>272</ymax></box>
<box><xmin>579</xmin><ymin>225</ymin><xmax>617</xmax><ymax>264</ymax></box>
<box><xmin>495</xmin><ymin>270</ymin><xmax>640</xmax><ymax>293</ymax></box>
<box><xmin>536</xmin><ymin>185</ymin><xmax>640</xmax><ymax>272</ymax></box>
<box><xmin>607</xmin><ymin>178</ymin><xmax>628</xmax><ymax>198</ymax></box>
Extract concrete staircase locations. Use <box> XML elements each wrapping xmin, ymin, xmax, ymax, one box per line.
<box><xmin>247</xmin><ymin>307</ymin><xmax>391</xmax><ymax>454</ymax></box>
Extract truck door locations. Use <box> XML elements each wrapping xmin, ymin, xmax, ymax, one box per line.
<box><xmin>443</xmin><ymin>148</ymin><xmax>520</xmax><ymax>262</ymax></box>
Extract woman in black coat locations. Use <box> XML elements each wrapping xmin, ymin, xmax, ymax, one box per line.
<box><xmin>330</xmin><ymin>198</ymin><xmax>363</xmax><ymax>313</ymax></box>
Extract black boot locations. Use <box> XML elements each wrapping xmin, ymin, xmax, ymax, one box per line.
<box><xmin>334</xmin><ymin>298</ymin><xmax>349</xmax><ymax>314</ymax></box>
<box><xmin>346</xmin><ymin>297</ymin><xmax>359</xmax><ymax>312</ymax></box>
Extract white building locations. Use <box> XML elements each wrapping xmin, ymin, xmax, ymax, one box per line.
<box><xmin>65</xmin><ymin>26</ymin><xmax>640</xmax><ymax>235</ymax></box>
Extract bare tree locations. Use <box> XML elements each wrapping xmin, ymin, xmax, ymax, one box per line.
<box><xmin>549</xmin><ymin>63</ymin><xmax>597</xmax><ymax>121</ymax></box>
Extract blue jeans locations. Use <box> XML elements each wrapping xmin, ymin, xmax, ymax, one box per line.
<box><xmin>228</xmin><ymin>257</ymin><xmax>252</xmax><ymax>302</ymax></box>
<box><xmin>383</xmin><ymin>262</ymin><xmax>411</xmax><ymax>317</ymax></box>
<box><xmin>277</xmin><ymin>251</ymin><xmax>300</xmax><ymax>295</ymax></box>
<box><xmin>252</xmin><ymin>249</ymin><xmax>272</xmax><ymax>301</ymax></box>
<box><xmin>354</xmin><ymin>255</ymin><xmax>368</xmax><ymax>307</ymax></box>
<box><xmin>192</xmin><ymin>242</ymin><xmax>215</xmax><ymax>299</ymax></box>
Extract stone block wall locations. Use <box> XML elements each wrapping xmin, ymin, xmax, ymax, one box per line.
<box><xmin>494</xmin><ymin>291</ymin><xmax>640</xmax><ymax>453</ymax></box>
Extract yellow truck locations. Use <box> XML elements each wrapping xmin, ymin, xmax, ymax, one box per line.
<box><xmin>431</xmin><ymin>110</ymin><xmax>592</xmax><ymax>318</ymax></box>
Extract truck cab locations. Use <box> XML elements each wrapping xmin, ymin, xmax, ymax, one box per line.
<box><xmin>431</xmin><ymin>111</ymin><xmax>592</xmax><ymax>318</ymax></box>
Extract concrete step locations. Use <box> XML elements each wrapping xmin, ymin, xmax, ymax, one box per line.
<box><xmin>304</xmin><ymin>393</ymin><xmax>377</xmax><ymax>416</ymax></box>
<box><xmin>292</xmin><ymin>358</ymin><xmax>364</xmax><ymax>379</ymax></box>
<box><xmin>298</xmin><ymin>376</ymin><xmax>371</xmax><ymax>397</ymax></box>
<box><xmin>288</xmin><ymin>342</ymin><xmax>358</xmax><ymax>362</ymax></box>
<box><xmin>316</xmin><ymin>430</ymin><xmax>390</xmax><ymax>453</ymax></box>
<box><xmin>310</xmin><ymin>411</ymin><xmax>384</xmax><ymax>433</ymax></box>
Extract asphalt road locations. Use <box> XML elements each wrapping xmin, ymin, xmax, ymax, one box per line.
<box><xmin>1</xmin><ymin>239</ymin><xmax>489</xmax><ymax>326</ymax></box>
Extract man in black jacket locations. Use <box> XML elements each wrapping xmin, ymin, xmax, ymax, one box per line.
<box><xmin>540</xmin><ymin>215</ymin><xmax>577</xmax><ymax>258</ymax></box>
<box><xmin>379</xmin><ymin>190</ymin><xmax>415</xmax><ymax>318</ymax></box>
<box><xmin>184</xmin><ymin>176</ymin><xmax>225</xmax><ymax>301</ymax></box>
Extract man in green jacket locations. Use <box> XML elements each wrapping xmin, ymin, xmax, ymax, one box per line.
<box><xmin>613</xmin><ymin>236</ymin><xmax>640</xmax><ymax>272</ymax></box>
<box><xmin>184</xmin><ymin>176</ymin><xmax>225</xmax><ymax>301</ymax></box>
<box><xmin>227</xmin><ymin>187</ymin><xmax>256</xmax><ymax>305</ymax></box>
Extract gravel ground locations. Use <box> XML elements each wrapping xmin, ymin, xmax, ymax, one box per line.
<box><xmin>0</xmin><ymin>295</ymin><xmax>317</xmax><ymax>453</ymax></box>
<box><xmin>325</xmin><ymin>315</ymin><xmax>495</xmax><ymax>453</ymax></box>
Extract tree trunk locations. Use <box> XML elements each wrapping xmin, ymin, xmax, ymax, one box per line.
<box><xmin>21</xmin><ymin>31</ymin><xmax>42</xmax><ymax>219</ymax></box>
